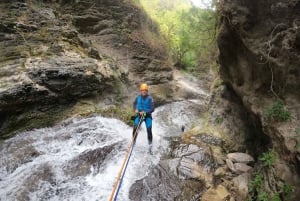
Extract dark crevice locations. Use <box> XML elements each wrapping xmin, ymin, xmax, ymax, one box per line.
<box><xmin>0</xmin><ymin>112</ymin><xmax>7</xmax><ymax>129</ymax></box>
<box><xmin>224</xmin><ymin>84</ymin><xmax>272</xmax><ymax>159</ymax></box>
<box><xmin>244</xmin><ymin>112</ymin><xmax>271</xmax><ymax>159</ymax></box>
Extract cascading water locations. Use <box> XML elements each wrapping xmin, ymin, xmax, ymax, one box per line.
<box><xmin>0</xmin><ymin>100</ymin><xmax>206</xmax><ymax>201</ymax></box>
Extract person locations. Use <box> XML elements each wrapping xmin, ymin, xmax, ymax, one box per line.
<box><xmin>132</xmin><ymin>83</ymin><xmax>155</xmax><ymax>154</ymax></box>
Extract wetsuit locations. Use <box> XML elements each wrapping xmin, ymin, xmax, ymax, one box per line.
<box><xmin>132</xmin><ymin>94</ymin><xmax>154</xmax><ymax>144</ymax></box>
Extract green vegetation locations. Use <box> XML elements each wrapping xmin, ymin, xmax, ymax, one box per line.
<box><xmin>215</xmin><ymin>115</ymin><xmax>224</xmax><ymax>124</ymax></box>
<box><xmin>270</xmin><ymin>194</ymin><xmax>281</xmax><ymax>201</ymax></box>
<box><xmin>96</xmin><ymin>106</ymin><xmax>134</xmax><ymax>126</ymax></box>
<box><xmin>249</xmin><ymin>173</ymin><xmax>264</xmax><ymax>191</ymax></box>
<box><xmin>296</xmin><ymin>127</ymin><xmax>300</xmax><ymax>135</ymax></box>
<box><xmin>259</xmin><ymin>150</ymin><xmax>276</xmax><ymax>167</ymax></box>
<box><xmin>257</xmin><ymin>192</ymin><xmax>268</xmax><ymax>201</ymax></box>
<box><xmin>248</xmin><ymin>173</ymin><xmax>264</xmax><ymax>201</ymax></box>
<box><xmin>281</xmin><ymin>184</ymin><xmax>292</xmax><ymax>200</ymax></box>
<box><xmin>134</xmin><ymin>0</ymin><xmax>218</xmax><ymax>74</ymax></box>
<box><xmin>264</xmin><ymin>100</ymin><xmax>291</xmax><ymax>122</ymax></box>
<box><xmin>248</xmin><ymin>171</ymin><xmax>293</xmax><ymax>201</ymax></box>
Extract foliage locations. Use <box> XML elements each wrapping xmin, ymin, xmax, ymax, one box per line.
<box><xmin>259</xmin><ymin>151</ymin><xmax>276</xmax><ymax>167</ymax></box>
<box><xmin>248</xmin><ymin>172</ymin><xmax>293</xmax><ymax>201</ymax></box>
<box><xmin>248</xmin><ymin>173</ymin><xmax>264</xmax><ymax>201</ymax></box>
<box><xmin>96</xmin><ymin>106</ymin><xmax>134</xmax><ymax>126</ymax></box>
<box><xmin>257</xmin><ymin>192</ymin><xmax>269</xmax><ymax>201</ymax></box>
<box><xmin>249</xmin><ymin>173</ymin><xmax>264</xmax><ymax>191</ymax></box>
<box><xmin>270</xmin><ymin>194</ymin><xmax>281</xmax><ymax>201</ymax></box>
<box><xmin>281</xmin><ymin>184</ymin><xmax>292</xmax><ymax>200</ymax></box>
<box><xmin>215</xmin><ymin>115</ymin><xmax>224</xmax><ymax>124</ymax></box>
<box><xmin>264</xmin><ymin>100</ymin><xmax>291</xmax><ymax>122</ymax></box>
<box><xmin>135</xmin><ymin>0</ymin><xmax>217</xmax><ymax>70</ymax></box>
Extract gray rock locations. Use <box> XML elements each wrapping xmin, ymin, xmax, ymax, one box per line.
<box><xmin>232</xmin><ymin>173</ymin><xmax>250</xmax><ymax>200</ymax></box>
<box><xmin>63</xmin><ymin>144</ymin><xmax>116</xmax><ymax>177</ymax></box>
<box><xmin>227</xmin><ymin>152</ymin><xmax>254</xmax><ymax>164</ymax></box>
<box><xmin>226</xmin><ymin>159</ymin><xmax>235</xmax><ymax>172</ymax></box>
<box><xmin>233</xmin><ymin>162</ymin><xmax>252</xmax><ymax>173</ymax></box>
<box><xmin>129</xmin><ymin>160</ymin><xmax>205</xmax><ymax>201</ymax></box>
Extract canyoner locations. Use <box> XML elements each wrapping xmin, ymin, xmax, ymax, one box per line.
<box><xmin>132</xmin><ymin>83</ymin><xmax>155</xmax><ymax>155</ymax></box>
<box><xmin>109</xmin><ymin>83</ymin><xmax>155</xmax><ymax>201</ymax></box>
<box><xmin>108</xmin><ymin>114</ymin><xmax>145</xmax><ymax>201</ymax></box>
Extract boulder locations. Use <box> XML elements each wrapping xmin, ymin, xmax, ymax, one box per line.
<box><xmin>227</xmin><ymin>152</ymin><xmax>254</xmax><ymax>164</ymax></box>
<box><xmin>233</xmin><ymin>162</ymin><xmax>252</xmax><ymax>173</ymax></box>
<box><xmin>232</xmin><ymin>173</ymin><xmax>250</xmax><ymax>200</ymax></box>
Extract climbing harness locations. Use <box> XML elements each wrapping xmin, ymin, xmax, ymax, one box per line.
<box><xmin>108</xmin><ymin>114</ymin><xmax>145</xmax><ymax>201</ymax></box>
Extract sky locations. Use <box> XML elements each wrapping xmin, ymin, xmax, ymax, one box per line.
<box><xmin>190</xmin><ymin>0</ymin><xmax>212</xmax><ymax>8</ymax></box>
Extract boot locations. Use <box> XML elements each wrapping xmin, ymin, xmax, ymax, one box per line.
<box><xmin>146</xmin><ymin>128</ymin><xmax>153</xmax><ymax>144</ymax></box>
<box><xmin>147</xmin><ymin>128</ymin><xmax>153</xmax><ymax>154</ymax></box>
<box><xmin>148</xmin><ymin>143</ymin><xmax>153</xmax><ymax>155</ymax></box>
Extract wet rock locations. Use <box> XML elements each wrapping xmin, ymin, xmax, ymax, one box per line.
<box><xmin>0</xmin><ymin>138</ymin><xmax>41</xmax><ymax>174</ymax></box>
<box><xmin>129</xmin><ymin>161</ymin><xmax>181</xmax><ymax>201</ymax></box>
<box><xmin>129</xmin><ymin>160</ymin><xmax>205</xmax><ymax>201</ymax></box>
<box><xmin>63</xmin><ymin>144</ymin><xmax>116</xmax><ymax>177</ymax></box>
<box><xmin>15</xmin><ymin>164</ymin><xmax>54</xmax><ymax>201</ymax></box>
<box><xmin>227</xmin><ymin>152</ymin><xmax>254</xmax><ymax>164</ymax></box>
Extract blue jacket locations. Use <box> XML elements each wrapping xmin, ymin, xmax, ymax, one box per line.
<box><xmin>133</xmin><ymin>95</ymin><xmax>154</xmax><ymax>114</ymax></box>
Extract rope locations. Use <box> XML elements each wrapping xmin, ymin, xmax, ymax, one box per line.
<box><xmin>108</xmin><ymin>115</ymin><xmax>144</xmax><ymax>201</ymax></box>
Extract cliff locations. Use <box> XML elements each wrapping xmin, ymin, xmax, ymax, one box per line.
<box><xmin>0</xmin><ymin>0</ymin><xmax>173</xmax><ymax>138</ymax></box>
<box><xmin>217</xmin><ymin>0</ymin><xmax>300</xmax><ymax>199</ymax></box>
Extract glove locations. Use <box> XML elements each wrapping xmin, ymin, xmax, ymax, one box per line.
<box><xmin>140</xmin><ymin>112</ymin><xmax>146</xmax><ymax>118</ymax></box>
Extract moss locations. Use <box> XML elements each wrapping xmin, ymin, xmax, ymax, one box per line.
<box><xmin>96</xmin><ymin>106</ymin><xmax>134</xmax><ymax>126</ymax></box>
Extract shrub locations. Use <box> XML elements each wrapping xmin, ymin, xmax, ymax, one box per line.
<box><xmin>271</xmin><ymin>194</ymin><xmax>281</xmax><ymax>201</ymax></box>
<box><xmin>96</xmin><ymin>106</ymin><xmax>134</xmax><ymax>126</ymax></box>
<box><xmin>257</xmin><ymin>192</ymin><xmax>268</xmax><ymax>201</ymax></box>
<box><xmin>248</xmin><ymin>173</ymin><xmax>264</xmax><ymax>201</ymax></box>
<box><xmin>265</xmin><ymin>100</ymin><xmax>291</xmax><ymax>122</ymax></box>
<box><xmin>281</xmin><ymin>184</ymin><xmax>292</xmax><ymax>200</ymax></box>
<box><xmin>249</xmin><ymin>173</ymin><xmax>264</xmax><ymax>191</ymax></box>
<box><xmin>259</xmin><ymin>151</ymin><xmax>276</xmax><ymax>167</ymax></box>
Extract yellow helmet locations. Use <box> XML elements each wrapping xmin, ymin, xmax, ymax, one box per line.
<box><xmin>140</xmin><ymin>83</ymin><xmax>148</xmax><ymax>91</ymax></box>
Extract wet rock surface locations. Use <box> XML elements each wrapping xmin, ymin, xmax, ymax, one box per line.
<box><xmin>63</xmin><ymin>144</ymin><xmax>117</xmax><ymax>177</ymax></box>
<box><xmin>130</xmin><ymin>141</ymin><xmax>219</xmax><ymax>200</ymax></box>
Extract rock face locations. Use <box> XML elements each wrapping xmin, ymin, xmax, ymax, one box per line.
<box><xmin>61</xmin><ymin>0</ymin><xmax>173</xmax><ymax>104</ymax></box>
<box><xmin>129</xmin><ymin>142</ymin><xmax>215</xmax><ymax>201</ymax></box>
<box><xmin>217</xmin><ymin>0</ymin><xmax>300</xmax><ymax>199</ymax></box>
<box><xmin>0</xmin><ymin>0</ymin><xmax>173</xmax><ymax>137</ymax></box>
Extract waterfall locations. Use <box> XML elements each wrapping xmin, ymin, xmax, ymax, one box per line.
<box><xmin>0</xmin><ymin>100</ymin><xmax>204</xmax><ymax>201</ymax></box>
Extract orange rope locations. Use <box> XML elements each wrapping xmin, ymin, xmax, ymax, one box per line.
<box><xmin>108</xmin><ymin>116</ymin><xmax>143</xmax><ymax>201</ymax></box>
